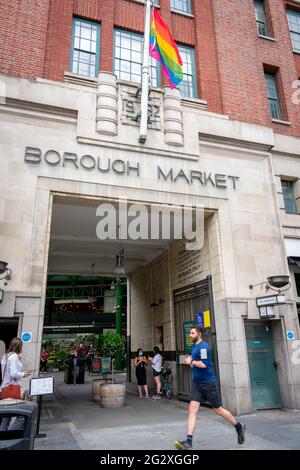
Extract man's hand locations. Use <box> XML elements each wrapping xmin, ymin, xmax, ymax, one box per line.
<box><xmin>184</xmin><ymin>354</ymin><xmax>192</xmax><ymax>365</ymax></box>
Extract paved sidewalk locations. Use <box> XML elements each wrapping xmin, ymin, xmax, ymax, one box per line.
<box><xmin>34</xmin><ymin>372</ymin><xmax>300</xmax><ymax>450</ymax></box>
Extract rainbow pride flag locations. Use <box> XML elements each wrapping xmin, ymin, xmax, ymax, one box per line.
<box><xmin>149</xmin><ymin>7</ymin><xmax>183</xmax><ymax>89</ymax></box>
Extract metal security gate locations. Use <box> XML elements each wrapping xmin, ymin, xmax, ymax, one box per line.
<box><xmin>174</xmin><ymin>275</ymin><xmax>219</xmax><ymax>401</ymax></box>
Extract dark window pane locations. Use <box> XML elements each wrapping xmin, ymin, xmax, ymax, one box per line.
<box><xmin>254</xmin><ymin>0</ymin><xmax>268</xmax><ymax>36</ymax></box>
<box><xmin>287</xmin><ymin>9</ymin><xmax>300</xmax><ymax>51</ymax></box>
<box><xmin>265</xmin><ymin>73</ymin><xmax>282</xmax><ymax>120</ymax></box>
<box><xmin>295</xmin><ymin>274</ymin><xmax>300</xmax><ymax>297</ymax></box>
<box><xmin>282</xmin><ymin>180</ymin><xmax>297</xmax><ymax>214</ymax></box>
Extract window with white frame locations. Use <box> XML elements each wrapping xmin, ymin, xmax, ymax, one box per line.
<box><xmin>287</xmin><ymin>9</ymin><xmax>300</xmax><ymax>53</ymax></box>
<box><xmin>171</xmin><ymin>0</ymin><xmax>191</xmax><ymax>14</ymax></box>
<box><xmin>177</xmin><ymin>45</ymin><xmax>197</xmax><ymax>98</ymax></box>
<box><xmin>114</xmin><ymin>30</ymin><xmax>159</xmax><ymax>86</ymax></box>
<box><xmin>71</xmin><ymin>18</ymin><xmax>100</xmax><ymax>78</ymax></box>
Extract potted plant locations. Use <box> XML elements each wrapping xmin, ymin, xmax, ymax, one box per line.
<box><xmin>97</xmin><ymin>333</ymin><xmax>126</xmax><ymax>408</ymax></box>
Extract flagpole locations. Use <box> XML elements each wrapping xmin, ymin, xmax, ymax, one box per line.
<box><xmin>139</xmin><ymin>0</ymin><xmax>152</xmax><ymax>144</ymax></box>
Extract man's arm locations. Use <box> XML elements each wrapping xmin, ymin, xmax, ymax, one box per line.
<box><xmin>191</xmin><ymin>359</ymin><xmax>207</xmax><ymax>369</ymax></box>
<box><xmin>184</xmin><ymin>355</ymin><xmax>207</xmax><ymax>368</ymax></box>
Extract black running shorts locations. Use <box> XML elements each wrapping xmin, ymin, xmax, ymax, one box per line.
<box><xmin>153</xmin><ymin>369</ymin><xmax>161</xmax><ymax>377</ymax></box>
<box><xmin>190</xmin><ymin>380</ymin><xmax>222</xmax><ymax>408</ymax></box>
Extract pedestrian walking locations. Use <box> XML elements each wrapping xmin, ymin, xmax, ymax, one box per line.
<box><xmin>149</xmin><ymin>346</ymin><xmax>162</xmax><ymax>399</ymax></box>
<box><xmin>175</xmin><ymin>325</ymin><xmax>246</xmax><ymax>449</ymax></box>
<box><xmin>86</xmin><ymin>344</ymin><xmax>94</xmax><ymax>372</ymax></box>
<box><xmin>134</xmin><ymin>348</ymin><xmax>149</xmax><ymax>398</ymax></box>
<box><xmin>40</xmin><ymin>348</ymin><xmax>48</xmax><ymax>373</ymax></box>
<box><xmin>0</xmin><ymin>337</ymin><xmax>31</xmax><ymax>430</ymax></box>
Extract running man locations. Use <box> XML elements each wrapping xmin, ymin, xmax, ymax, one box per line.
<box><xmin>175</xmin><ymin>325</ymin><xmax>246</xmax><ymax>449</ymax></box>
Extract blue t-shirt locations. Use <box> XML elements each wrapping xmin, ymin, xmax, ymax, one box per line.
<box><xmin>191</xmin><ymin>341</ymin><xmax>216</xmax><ymax>383</ymax></box>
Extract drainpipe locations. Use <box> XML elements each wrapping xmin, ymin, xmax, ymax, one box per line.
<box><xmin>115</xmin><ymin>281</ymin><xmax>122</xmax><ymax>370</ymax></box>
<box><xmin>127</xmin><ymin>277</ymin><xmax>131</xmax><ymax>382</ymax></box>
<box><xmin>207</xmin><ymin>275</ymin><xmax>221</xmax><ymax>396</ymax></box>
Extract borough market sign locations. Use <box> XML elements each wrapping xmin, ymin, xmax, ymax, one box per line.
<box><xmin>24</xmin><ymin>147</ymin><xmax>239</xmax><ymax>190</ymax></box>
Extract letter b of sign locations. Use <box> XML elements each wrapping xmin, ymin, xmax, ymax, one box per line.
<box><xmin>24</xmin><ymin>147</ymin><xmax>41</xmax><ymax>164</ymax></box>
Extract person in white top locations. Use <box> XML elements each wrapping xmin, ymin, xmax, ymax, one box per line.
<box><xmin>149</xmin><ymin>346</ymin><xmax>162</xmax><ymax>400</ymax></box>
<box><xmin>0</xmin><ymin>337</ymin><xmax>30</xmax><ymax>430</ymax></box>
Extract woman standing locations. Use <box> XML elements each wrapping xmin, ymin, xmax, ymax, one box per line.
<box><xmin>134</xmin><ymin>348</ymin><xmax>149</xmax><ymax>398</ymax></box>
<box><xmin>150</xmin><ymin>346</ymin><xmax>162</xmax><ymax>400</ymax></box>
<box><xmin>40</xmin><ymin>348</ymin><xmax>48</xmax><ymax>373</ymax></box>
<box><xmin>0</xmin><ymin>337</ymin><xmax>31</xmax><ymax>430</ymax></box>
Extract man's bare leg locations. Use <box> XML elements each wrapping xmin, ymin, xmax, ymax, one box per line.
<box><xmin>175</xmin><ymin>400</ymin><xmax>200</xmax><ymax>449</ymax></box>
<box><xmin>187</xmin><ymin>400</ymin><xmax>200</xmax><ymax>435</ymax></box>
<box><xmin>212</xmin><ymin>406</ymin><xmax>236</xmax><ymax>425</ymax></box>
<box><xmin>212</xmin><ymin>407</ymin><xmax>246</xmax><ymax>444</ymax></box>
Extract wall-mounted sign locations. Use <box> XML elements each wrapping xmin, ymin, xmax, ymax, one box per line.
<box><xmin>197</xmin><ymin>310</ymin><xmax>211</xmax><ymax>328</ymax></box>
<box><xmin>259</xmin><ymin>306</ymin><xmax>275</xmax><ymax>318</ymax></box>
<box><xmin>287</xmin><ymin>331</ymin><xmax>295</xmax><ymax>341</ymax></box>
<box><xmin>21</xmin><ymin>331</ymin><xmax>32</xmax><ymax>343</ymax></box>
<box><xmin>256</xmin><ymin>294</ymin><xmax>286</xmax><ymax>307</ymax></box>
<box><xmin>24</xmin><ymin>148</ymin><xmax>239</xmax><ymax>190</ymax></box>
<box><xmin>172</xmin><ymin>239</ymin><xmax>203</xmax><ymax>290</ymax></box>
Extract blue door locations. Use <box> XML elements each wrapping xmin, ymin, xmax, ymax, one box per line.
<box><xmin>245</xmin><ymin>322</ymin><xmax>281</xmax><ymax>409</ymax></box>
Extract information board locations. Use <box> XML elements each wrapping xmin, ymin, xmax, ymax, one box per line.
<box><xmin>29</xmin><ymin>376</ymin><xmax>54</xmax><ymax>397</ymax></box>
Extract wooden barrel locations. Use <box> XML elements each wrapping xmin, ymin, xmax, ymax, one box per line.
<box><xmin>92</xmin><ymin>379</ymin><xmax>106</xmax><ymax>402</ymax></box>
<box><xmin>100</xmin><ymin>383</ymin><xmax>126</xmax><ymax>408</ymax></box>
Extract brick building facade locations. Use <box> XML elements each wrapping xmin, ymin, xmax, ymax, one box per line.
<box><xmin>0</xmin><ymin>0</ymin><xmax>299</xmax><ymax>132</ymax></box>
<box><xmin>0</xmin><ymin>0</ymin><xmax>300</xmax><ymax>414</ymax></box>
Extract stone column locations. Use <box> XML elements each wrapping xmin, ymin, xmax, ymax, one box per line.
<box><xmin>163</xmin><ymin>86</ymin><xmax>184</xmax><ymax>147</ymax></box>
<box><xmin>13</xmin><ymin>294</ymin><xmax>44</xmax><ymax>392</ymax></box>
<box><xmin>96</xmin><ymin>72</ymin><xmax>118</xmax><ymax>135</ymax></box>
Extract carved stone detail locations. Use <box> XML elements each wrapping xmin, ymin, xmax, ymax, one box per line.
<box><xmin>96</xmin><ymin>72</ymin><xmax>118</xmax><ymax>135</ymax></box>
<box><xmin>163</xmin><ymin>86</ymin><xmax>184</xmax><ymax>147</ymax></box>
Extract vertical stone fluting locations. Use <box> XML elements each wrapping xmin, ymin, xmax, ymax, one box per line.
<box><xmin>96</xmin><ymin>71</ymin><xmax>118</xmax><ymax>135</ymax></box>
<box><xmin>163</xmin><ymin>86</ymin><xmax>184</xmax><ymax>146</ymax></box>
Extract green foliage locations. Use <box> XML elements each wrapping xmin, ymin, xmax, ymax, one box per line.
<box><xmin>85</xmin><ymin>334</ymin><xmax>97</xmax><ymax>344</ymax></box>
<box><xmin>94</xmin><ymin>334</ymin><xmax>104</xmax><ymax>353</ymax></box>
<box><xmin>43</xmin><ymin>339</ymin><xmax>53</xmax><ymax>350</ymax></box>
<box><xmin>102</xmin><ymin>333</ymin><xmax>124</xmax><ymax>358</ymax></box>
<box><xmin>57</xmin><ymin>348</ymin><xmax>69</xmax><ymax>359</ymax></box>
